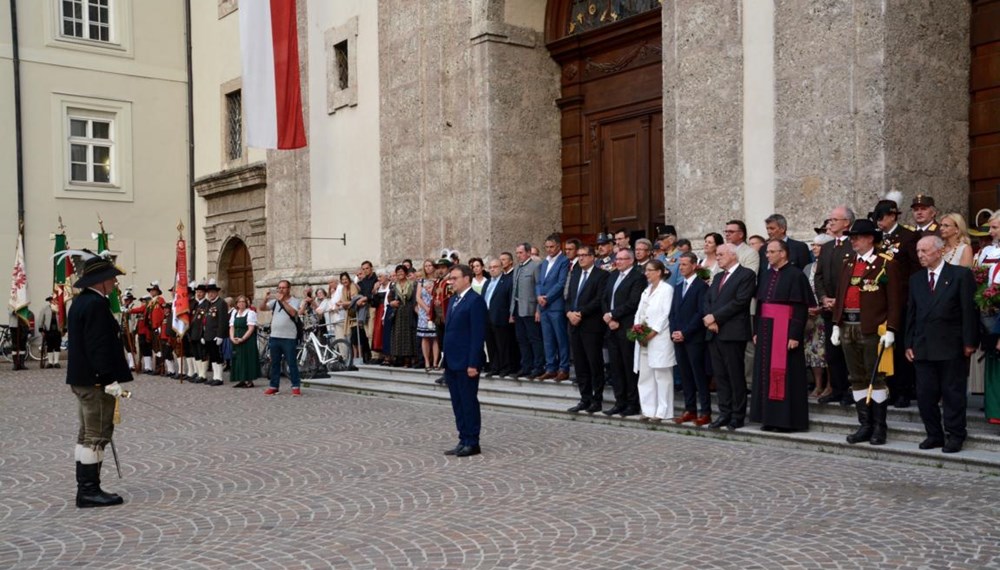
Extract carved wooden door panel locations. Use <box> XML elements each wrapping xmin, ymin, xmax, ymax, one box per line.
<box><xmin>600</xmin><ymin>115</ymin><xmax>651</xmax><ymax>233</ymax></box>
<box><xmin>970</xmin><ymin>0</ymin><xmax>1000</xmax><ymax>216</ymax></box>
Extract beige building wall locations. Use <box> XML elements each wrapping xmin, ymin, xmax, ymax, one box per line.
<box><xmin>307</xmin><ymin>0</ymin><xmax>382</xmax><ymax>272</ymax></box>
<box><xmin>0</xmin><ymin>0</ymin><xmax>189</xmax><ymax>312</ymax></box>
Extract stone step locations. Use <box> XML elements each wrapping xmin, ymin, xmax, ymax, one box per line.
<box><xmin>349</xmin><ymin>364</ymin><xmax>998</xmax><ymax>433</ymax></box>
<box><xmin>307</xmin><ymin>370</ymin><xmax>1000</xmax><ymax>475</ymax></box>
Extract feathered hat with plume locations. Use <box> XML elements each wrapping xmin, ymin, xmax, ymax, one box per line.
<box><xmin>870</xmin><ymin>190</ymin><xmax>904</xmax><ymax>221</ymax></box>
<box><xmin>51</xmin><ymin>248</ymin><xmax>125</xmax><ymax>289</ymax></box>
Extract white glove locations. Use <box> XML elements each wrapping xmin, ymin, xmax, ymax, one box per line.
<box><xmin>830</xmin><ymin>325</ymin><xmax>841</xmax><ymax>346</ymax></box>
<box><xmin>155</xmin><ymin>352</ymin><xmax>163</xmax><ymax>358</ymax></box>
<box><xmin>200</xmin><ymin>338</ymin><xmax>206</xmax><ymax>345</ymax></box>
<box><xmin>104</xmin><ymin>382</ymin><xmax>126</xmax><ymax>398</ymax></box>
<box><xmin>880</xmin><ymin>330</ymin><xmax>895</xmax><ymax>348</ymax></box>
<box><xmin>215</xmin><ymin>337</ymin><xmax>223</xmax><ymax>346</ymax></box>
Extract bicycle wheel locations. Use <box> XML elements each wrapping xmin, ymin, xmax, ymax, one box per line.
<box><xmin>259</xmin><ymin>345</ymin><xmax>272</xmax><ymax>378</ymax></box>
<box><xmin>0</xmin><ymin>331</ymin><xmax>11</xmax><ymax>362</ymax></box>
<box><xmin>27</xmin><ymin>336</ymin><xmax>42</xmax><ymax>361</ymax></box>
<box><xmin>301</xmin><ymin>345</ymin><xmax>323</xmax><ymax>379</ymax></box>
<box><xmin>327</xmin><ymin>338</ymin><xmax>354</xmax><ymax>372</ymax></box>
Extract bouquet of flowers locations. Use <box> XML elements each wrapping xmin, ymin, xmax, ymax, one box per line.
<box><xmin>626</xmin><ymin>323</ymin><xmax>654</xmax><ymax>346</ymax></box>
<box><xmin>695</xmin><ymin>266</ymin><xmax>712</xmax><ymax>282</ymax></box>
<box><xmin>974</xmin><ymin>265</ymin><xmax>1000</xmax><ymax>316</ymax></box>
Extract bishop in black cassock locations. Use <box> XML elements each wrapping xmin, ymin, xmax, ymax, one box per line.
<box><xmin>750</xmin><ymin>240</ymin><xmax>815</xmax><ymax>432</ymax></box>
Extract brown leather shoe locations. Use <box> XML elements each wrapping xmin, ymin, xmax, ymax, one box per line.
<box><xmin>537</xmin><ymin>372</ymin><xmax>557</xmax><ymax>380</ymax></box>
<box><xmin>694</xmin><ymin>414</ymin><xmax>712</xmax><ymax>426</ymax></box>
<box><xmin>554</xmin><ymin>371</ymin><xmax>570</xmax><ymax>382</ymax></box>
<box><xmin>673</xmin><ymin>411</ymin><xmax>697</xmax><ymax>424</ymax></box>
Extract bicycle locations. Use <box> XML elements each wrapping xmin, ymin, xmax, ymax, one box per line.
<box><xmin>0</xmin><ymin>325</ymin><xmax>41</xmax><ymax>363</ymax></box>
<box><xmin>296</xmin><ymin>325</ymin><xmax>353</xmax><ymax>379</ymax></box>
<box><xmin>257</xmin><ymin>325</ymin><xmax>272</xmax><ymax>377</ymax></box>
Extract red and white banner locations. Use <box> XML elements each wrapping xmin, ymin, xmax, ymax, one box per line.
<box><xmin>172</xmin><ymin>238</ymin><xmax>190</xmax><ymax>337</ymax></box>
<box><xmin>238</xmin><ymin>0</ymin><xmax>307</xmax><ymax>150</ymax></box>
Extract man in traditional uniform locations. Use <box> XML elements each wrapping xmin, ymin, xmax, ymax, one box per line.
<box><xmin>119</xmin><ymin>289</ymin><xmax>138</xmax><ymax>371</ymax></box>
<box><xmin>830</xmin><ymin>219</ymin><xmax>903</xmax><ymax>446</ymax></box>
<box><xmin>66</xmin><ymin>254</ymin><xmax>133</xmax><ymax>508</ymax></box>
<box><xmin>871</xmin><ymin>193</ymin><xmax>920</xmax><ymax>408</ymax></box>
<box><xmin>129</xmin><ymin>283</ymin><xmax>166</xmax><ymax>374</ymax></box>
<box><xmin>201</xmin><ymin>280</ymin><xmax>229</xmax><ymax>386</ymax></box>
<box><xmin>188</xmin><ymin>281</ymin><xmax>208</xmax><ymax>383</ymax></box>
<box><xmin>910</xmin><ymin>194</ymin><xmax>940</xmax><ymax>236</ymax></box>
<box><xmin>8</xmin><ymin>306</ymin><xmax>31</xmax><ymax>371</ymax></box>
<box><xmin>39</xmin><ymin>295</ymin><xmax>63</xmax><ymax>369</ymax></box>
<box><xmin>596</xmin><ymin>233</ymin><xmax>615</xmax><ymax>271</ymax></box>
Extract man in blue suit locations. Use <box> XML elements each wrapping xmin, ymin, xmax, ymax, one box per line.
<box><xmin>536</xmin><ymin>234</ymin><xmax>571</xmax><ymax>381</ymax></box>
<box><xmin>442</xmin><ymin>264</ymin><xmax>489</xmax><ymax>457</ymax></box>
<box><xmin>670</xmin><ymin>252</ymin><xmax>712</xmax><ymax>425</ymax></box>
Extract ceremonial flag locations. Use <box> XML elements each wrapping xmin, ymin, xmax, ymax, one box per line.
<box><xmin>52</xmin><ymin>231</ymin><xmax>73</xmax><ymax>331</ymax></box>
<box><xmin>9</xmin><ymin>228</ymin><xmax>29</xmax><ymax>324</ymax></box>
<box><xmin>238</xmin><ymin>0</ymin><xmax>307</xmax><ymax>150</ymax></box>
<box><xmin>171</xmin><ymin>237</ymin><xmax>190</xmax><ymax>336</ymax></box>
<box><xmin>96</xmin><ymin>226</ymin><xmax>122</xmax><ymax>314</ymax></box>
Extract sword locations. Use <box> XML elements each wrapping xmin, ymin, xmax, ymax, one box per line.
<box><xmin>109</xmin><ymin>439</ymin><xmax>122</xmax><ymax>479</ymax></box>
<box><xmin>119</xmin><ymin>390</ymin><xmax>199</xmax><ymax>427</ymax></box>
<box><xmin>865</xmin><ymin>342</ymin><xmax>886</xmax><ymax>405</ymax></box>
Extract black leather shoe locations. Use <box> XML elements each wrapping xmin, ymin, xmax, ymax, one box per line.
<box><xmin>708</xmin><ymin>416</ymin><xmax>731</xmax><ymax>429</ymax></box>
<box><xmin>817</xmin><ymin>393</ymin><xmax>842</xmax><ymax>405</ymax></box>
<box><xmin>586</xmin><ymin>402</ymin><xmax>603</xmax><ymax>414</ymax></box>
<box><xmin>726</xmin><ymin>420</ymin><xmax>744</xmax><ymax>431</ymax></box>
<box><xmin>942</xmin><ymin>438</ymin><xmax>964</xmax><ymax>454</ymax></box>
<box><xmin>620</xmin><ymin>406</ymin><xmax>641</xmax><ymax>417</ymax></box>
<box><xmin>567</xmin><ymin>402</ymin><xmax>589</xmax><ymax>413</ymax></box>
<box><xmin>443</xmin><ymin>444</ymin><xmax>461</xmax><ymax>456</ymax></box>
<box><xmin>434</xmin><ymin>376</ymin><xmax>446</xmax><ymax>386</ymax></box>
<box><xmin>602</xmin><ymin>405</ymin><xmax>624</xmax><ymax>416</ymax></box>
<box><xmin>456</xmin><ymin>445</ymin><xmax>481</xmax><ymax>457</ymax></box>
<box><xmin>893</xmin><ymin>395</ymin><xmax>911</xmax><ymax>409</ymax></box>
<box><xmin>919</xmin><ymin>437</ymin><xmax>944</xmax><ymax>450</ymax></box>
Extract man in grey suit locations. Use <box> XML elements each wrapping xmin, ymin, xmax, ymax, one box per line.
<box><xmin>510</xmin><ymin>243</ymin><xmax>545</xmax><ymax>378</ymax></box>
<box><xmin>760</xmin><ymin>213</ymin><xmax>812</xmax><ymax>270</ymax></box>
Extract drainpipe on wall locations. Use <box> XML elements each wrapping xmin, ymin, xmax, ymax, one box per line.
<box><xmin>9</xmin><ymin>0</ymin><xmax>25</xmax><ymax>238</ymax></box>
<box><xmin>184</xmin><ymin>0</ymin><xmax>196</xmax><ymax>276</ymax></box>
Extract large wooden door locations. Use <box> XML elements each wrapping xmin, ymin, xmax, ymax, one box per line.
<box><xmin>225</xmin><ymin>239</ymin><xmax>254</xmax><ymax>301</ymax></box>
<box><xmin>970</xmin><ymin>0</ymin><xmax>1000</xmax><ymax>217</ymax></box>
<box><xmin>547</xmin><ymin>3</ymin><xmax>663</xmax><ymax>242</ymax></box>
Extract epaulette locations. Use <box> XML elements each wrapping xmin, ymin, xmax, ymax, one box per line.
<box><xmin>878</xmin><ymin>253</ymin><xmax>893</xmax><ymax>262</ymax></box>
<box><xmin>901</xmin><ymin>223</ymin><xmax>916</xmax><ymax>231</ymax></box>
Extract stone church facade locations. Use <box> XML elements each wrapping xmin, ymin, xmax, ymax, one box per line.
<box><xmin>191</xmin><ymin>0</ymin><xmax>998</xmax><ymax>297</ymax></box>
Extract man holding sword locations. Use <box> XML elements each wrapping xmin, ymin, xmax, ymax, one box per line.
<box><xmin>66</xmin><ymin>254</ymin><xmax>134</xmax><ymax>508</ymax></box>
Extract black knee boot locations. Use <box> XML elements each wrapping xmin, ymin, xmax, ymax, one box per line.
<box><xmin>76</xmin><ymin>462</ymin><xmax>124</xmax><ymax>508</ymax></box>
<box><xmin>846</xmin><ymin>401</ymin><xmax>873</xmax><ymax>444</ymax></box>
<box><xmin>869</xmin><ymin>400</ymin><xmax>888</xmax><ymax>445</ymax></box>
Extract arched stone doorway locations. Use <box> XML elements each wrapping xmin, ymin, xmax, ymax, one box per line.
<box><xmin>970</xmin><ymin>0</ymin><xmax>1000</xmax><ymax>217</ymax></box>
<box><xmin>545</xmin><ymin>0</ymin><xmax>664</xmax><ymax>241</ymax></box>
<box><xmin>219</xmin><ymin>238</ymin><xmax>254</xmax><ymax>302</ymax></box>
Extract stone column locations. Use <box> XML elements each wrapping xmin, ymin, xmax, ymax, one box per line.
<box><xmin>662</xmin><ymin>1</ymin><xmax>745</xmax><ymax>239</ymax></box>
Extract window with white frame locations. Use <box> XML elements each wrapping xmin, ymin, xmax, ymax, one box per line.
<box><xmin>68</xmin><ymin>113</ymin><xmax>114</xmax><ymax>185</ymax></box>
<box><xmin>61</xmin><ymin>0</ymin><xmax>112</xmax><ymax>42</ymax></box>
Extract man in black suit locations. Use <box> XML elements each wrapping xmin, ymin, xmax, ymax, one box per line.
<box><xmin>671</xmin><ymin>253</ymin><xmax>711</xmax><ymax>425</ymax></box>
<box><xmin>702</xmin><ymin>244</ymin><xmax>757</xmax><ymax>430</ymax></box>
<box><xmin>905</xmin><ymin>235</ymin><xmax>978</xmax><ymax>454</ymax></box>
<box><xmin>760</xmin><ymin>213</ymin><xmax>812</xmax><ymax>269</ymax></box>
<box><xmin>602</xmin><ymin>248</ymin><xmax>646</xmax><ymax>416</ymax></box>
<box><xmin>483</xmin><ymin>258</ymin><xmax>515</xmax><ymax>377</ymax></box>
<box><xmin>442</xmin><ymin>264</ymin><xmax>489</xmax><ymax>457</ymax></box>
<box><xmin>66</xmin><ymin>254</ymin><xmax>133</xmax><ymax>508</ymax></box>
<box><xmin>814</xmin><ymin>205</ymin><xmax>856</xmax><ymax>406</ymax></box>
<box><xmin>565</xmin><ymin>245</ymin><xmax>610</xmax><ymax>413</ymax></box>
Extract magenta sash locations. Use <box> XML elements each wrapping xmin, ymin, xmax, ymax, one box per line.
<box><xmin>762</xmin><ymin>303</ymin><xmax>792</xmax><ymax>401</ymax></box>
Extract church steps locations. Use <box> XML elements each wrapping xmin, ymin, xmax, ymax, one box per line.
<box><xmin>305</xmin><ymin>367</ymin><xmax>1000</xmax><ymax>475</ymax></box>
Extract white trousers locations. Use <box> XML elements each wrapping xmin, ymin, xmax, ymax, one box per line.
<box><xmin>637</xmin><ymin>357</ymin><xmax>674</xmax><ymax>419</ymax></box>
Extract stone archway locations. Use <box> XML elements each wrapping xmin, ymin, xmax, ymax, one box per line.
<box><xmin>218</xmin><ymin>237</ymin><xmax>254</xmax><ymax>302</ymax></box>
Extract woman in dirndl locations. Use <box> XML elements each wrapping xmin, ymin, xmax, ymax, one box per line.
<box><xmin>229</xmin><ymin>295</ymin><xmax>260</xmax><ymax>388</ymax></box>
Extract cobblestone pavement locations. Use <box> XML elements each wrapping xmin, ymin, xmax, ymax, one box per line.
<box><xmin>2</xmin><ymin>368</ymin><xmax>999</xmax><ymax>570</ymax></box>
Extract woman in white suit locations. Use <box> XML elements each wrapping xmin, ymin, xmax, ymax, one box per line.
<box><xmin>633</xmin><ymin>259</ymin><xmax>676</xmax><ymax>422</ymax></box>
